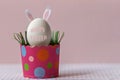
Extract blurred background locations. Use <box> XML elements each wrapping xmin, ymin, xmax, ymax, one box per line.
<box><xmin>0</xmin><ymin>0</ymin><xmax>120</xmax><ymax>64</ymax></box>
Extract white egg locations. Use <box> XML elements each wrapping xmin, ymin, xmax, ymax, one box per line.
<box><xmin>27</xmin><ymin>18</ymin><xmax>51</xmax><ymax>46</ymax></box>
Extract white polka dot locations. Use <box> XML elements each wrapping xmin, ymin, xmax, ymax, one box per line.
<box><xmin>29</xmin><ymin>56</ymin><xmax>34</xmax><ymax>62</ymax></box>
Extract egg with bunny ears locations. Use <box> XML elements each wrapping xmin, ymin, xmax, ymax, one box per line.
<box><xmin>25</xmin><ymin>8</ymin><xmax>52</xmax><ymax>46</ymax></box>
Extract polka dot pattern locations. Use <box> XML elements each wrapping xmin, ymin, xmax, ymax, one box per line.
<box><xmin>21</xmin><ymin>46</ymin><xmax>26</xmax><ymax>57</ymax></box>
<box><xmin>29</xmin><ymin>56</ymin><xmax>34</xmax><ymax>62</ymax></box>
<box><xmin>21</xmin><ymin>45</ymin><xmax>60</xmax><ymax>78</ymax></box>
<box><xmin>47</xmin><ymin>62</ymin><xmax>52</xmax><ymax>69</ymax></box>
<box><xmin>37</xmin><ymin>49</ymin><xmax>49</xmax><ymax>61</ymax></box>
<box><xmin>54</xmin><ymin>62</ymin><xmax>59</xmax><ymax>69</ymax></box>
<box><xmin>56</xmin><ymin>47</ymin><xmax>60</xmax><ymax>55</ymax></box>
<box><xmin>34</xmin><ymin>67</ymin><xmax>45</xmax><ymax>78</ymax></box>
<box><xmin>24</xmin><ymin>63</ymin><xmax>29</xmax><ymax>71</ymax></box>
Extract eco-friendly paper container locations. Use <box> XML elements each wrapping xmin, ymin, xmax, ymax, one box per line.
<box><xmin>20</xmin><ymin>45</ymin><xmax>60</xmax><ymax>79</ymax></box>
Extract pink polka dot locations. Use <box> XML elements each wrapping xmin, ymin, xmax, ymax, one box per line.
<box><xmin>29</xmin><ymin>56</ymin><xmax>34</xmax><ymax>62</ymax></box>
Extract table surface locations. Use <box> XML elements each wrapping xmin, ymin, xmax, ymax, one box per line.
<box><xmin>0</xmin><ymin>64</ymin><xmax>120</xmax><ymax>80</ymax></box>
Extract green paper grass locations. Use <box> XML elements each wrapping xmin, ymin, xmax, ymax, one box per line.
<box><xmin>13</xmin><ymin>31</ymin><xmax>64</xmax><ymax>46</ymax></box>
<box><xmin>50</xmin><ymin>31</ymin><xmax>64</xmax><ymax>45</ymax></box>
<box><xmin>13</xmin><ymin>31</ymin><xmax>30</xmax><ymax>46</ymax></box>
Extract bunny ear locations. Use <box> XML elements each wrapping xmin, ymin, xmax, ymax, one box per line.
<box><xmin>25</xmin><ymin>9</ymin><xmax>34</xmax><ymax>21</ymax></box>
<box><xmin>43</xmin><ymin>8</ymin><xmax>51</xmax><ymax>21</ymax></box>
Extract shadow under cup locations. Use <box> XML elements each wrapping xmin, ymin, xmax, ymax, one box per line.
<box><xmin>20</xmin><ymin>45</ymin><xmax>60</xmax><ymax>79</ymax></box>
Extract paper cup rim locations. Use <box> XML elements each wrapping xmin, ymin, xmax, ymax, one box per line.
<box><xmin>20</xmin><ymin>44</ymin><xmax>60</xmax><ymax>48</ymax></box>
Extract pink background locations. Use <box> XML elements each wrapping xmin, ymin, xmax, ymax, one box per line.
<box><xmin>0</xmin><ymin>0</ymin><xmax>120</xmax><ymax>64</ymax></box>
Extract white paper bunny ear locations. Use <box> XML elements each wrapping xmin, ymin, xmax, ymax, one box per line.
<box><xmin>43</xmin><ymin>8</ymin><xmax>51</xmax><ymax>21</ymax></box>
<box><xmin>25</xmin><ymin>9</ymin><xmax>34</xmax><ymax>21</ymax></box>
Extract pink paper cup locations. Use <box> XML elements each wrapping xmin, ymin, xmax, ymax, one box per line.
<box><xmin>20</xmin><ymin>45</ymin><xmax>60</xmax><ymax>79</ymax></box>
